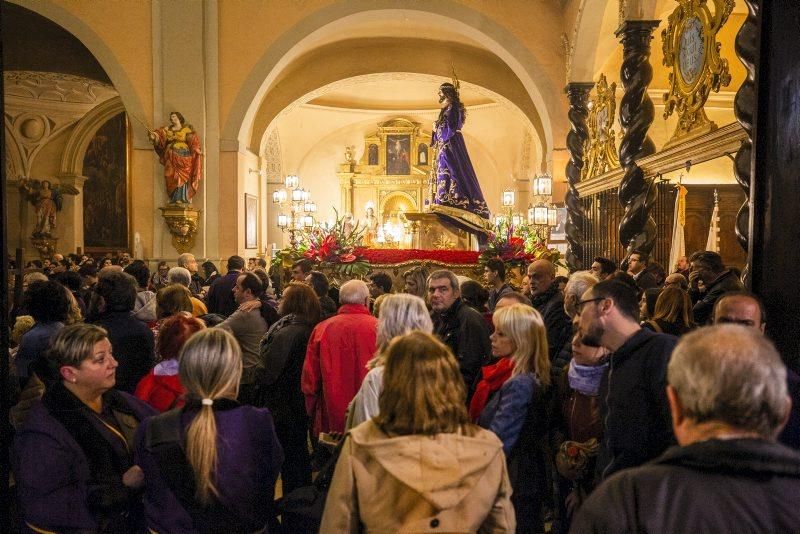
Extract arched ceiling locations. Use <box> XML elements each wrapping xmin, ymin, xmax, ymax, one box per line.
<box><xmin>2</xmin><ymin>2</ymin><xmax>111</xmax><ymax>84</ymax></box>
<box><xmin>248</xmin><ymin>38</ymin><xmax>546</xmax><ymax>164</ymax></box>
<box><xmin>225</xmin><ymin>2</ymin><xmax>562</xmax><ymax>163</ymax></box>
<box><xmin>258</xmin><ymin>72</ymin><xmax>543</xmax><ymax>169</ymax></box>
<box><xmin>569</xmin><ymin>0</ymin><xmax>749</xmax><ymax>83</ymax></box>
<box><xmin>308</xmin><ymin>80</ymin><xmax>494</xmax><ymax>110</ymax></box>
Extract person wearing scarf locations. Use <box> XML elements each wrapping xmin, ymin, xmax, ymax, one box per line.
<box><xmin>473</xmin><ymin>304</ymin><xmax>553</xmax><ymax>533</ymax></box>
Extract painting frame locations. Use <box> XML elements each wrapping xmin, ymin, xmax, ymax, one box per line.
<box><xmin>245</xmin><ymin>193</ymin><xmax>258</xmax><ymax>249</ymax></box>
<box><xmin>386</xmin><ymin>134</ymin><xmax>411</xmax><ymax>175</ymax></box>
<box><xmin>83</xmin><ymin>112</ymin><xmax>132</xmax><ymax>255</ymax></box>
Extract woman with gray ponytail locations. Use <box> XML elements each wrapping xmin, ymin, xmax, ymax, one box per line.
<box><xmin>135</xmin><ymin>329</ymin><xmax>284</xmax><ymax>532</ymax></box>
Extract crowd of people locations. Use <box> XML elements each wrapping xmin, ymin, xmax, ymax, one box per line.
<box><xmin>7</xmin><ymin>247</ymin><xmax>800</xmax><ymax>532</ymax></box>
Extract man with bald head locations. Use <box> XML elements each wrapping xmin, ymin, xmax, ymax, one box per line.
<box><xmin>302</xmin><ymin>279</ymin><xmax>378</xmax><ymax>436</ymax></box>
<box><xmin>573</xmin><ymin>325</ymin><xmax>800</xmax><ymax>533</ymax></box>
<box><xmin>527</xmin><ymin>259</ymin><xmax>571</xmax><ymax>363</ymax></box>
<box><xmin>177</xmin><ymin>252</ymin><xmax>203</xmax><ymax>296</ymax></box>
<box><xmin>713</xmin><ymin>291</ymin><xmax>766</xmax><ymax>333</ymax></box>
<box><xmin>664</xmin><ymin>272</ymin><xmax>688</xmax><ymax>290</ymax></box>
<box><xmin>713</xmin><ymin>291</ymin><xmax>800</xmax><ymax>449</ymax></box>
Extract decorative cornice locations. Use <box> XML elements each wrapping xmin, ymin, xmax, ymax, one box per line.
<box><xmin>4</xmin><ymin>71</ymin><xmax>117</xmax><ymax>113</ymax></box>
<box><xmin>576</xmin><ymin>121</ymin><xmax>745</xmax><ymax>196</ymax></box>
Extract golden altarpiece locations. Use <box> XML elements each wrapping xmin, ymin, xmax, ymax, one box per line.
<box><xmin>337</xmin><ymin>118</ymin><xmax>472</xmax><ymax>250</ymax></box>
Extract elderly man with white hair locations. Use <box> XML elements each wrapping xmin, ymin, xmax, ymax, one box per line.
<box><xmin>176</xmin><ymin>252</ymin><xmax>203</xmax><ymax>296</ymax></box>
<box><xmin>572</xmin><ymin>325</ymin><xmax>800</xmax><ymax>533</ymax></box>
<box><xmin>302</xmin><ymin>279</ymin><xmax>378</xmax><ymax>437</ymax></box>
<box><xmin>168</xmin><ymin>266</ymin><xmax>207</xmax><ymax>317</ymax></box>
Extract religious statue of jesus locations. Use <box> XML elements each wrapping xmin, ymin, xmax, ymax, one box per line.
<box><xmin>430</xmin><ymin>78</ymin><xmax>490</xmax><ymax>235</ymax></box>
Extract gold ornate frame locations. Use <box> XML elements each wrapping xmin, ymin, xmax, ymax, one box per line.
<box><xmin>662</xmin><ymin>0</ymin><xmax>734</xmax><ymax>146</ymax></box>
<box><xmin>582</xmin><ymin>73</ymin><xmax>620</xmax><ymax>180</ymax></box>
<box><xmin>338</xmin><ymin>118</ymin><xmax>431</xmax><ymax>220</ymax></box>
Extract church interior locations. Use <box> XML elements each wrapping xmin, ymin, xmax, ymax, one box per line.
<box><xmin>1</xmin><ymin>0</ymin><xmax>797</xmax><ymax>356</ymax></box>
<box><xmin>1</xmin><ymin>0</ymin><xmax>748</xmax><ymax>260</ymax></box>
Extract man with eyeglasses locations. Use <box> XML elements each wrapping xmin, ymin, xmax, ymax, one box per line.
<box><xmin>713</xmin><ymin>291</ymin><xmax>800</xmax><ymax>449</ymax></box>
<box><xmin>578</xmin><ymin>280</ymin><xmax>678</xmax><ymax>480</ymax></box>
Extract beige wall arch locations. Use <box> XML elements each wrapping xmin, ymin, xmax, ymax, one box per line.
<box><xmin>8</xmin><ymin>0</ymin><xmax>149</xmax><ymax>148</ymax></box>
<box><xmin>258</xmin><ymin>72</ymin><xmax>544</xmax><ymax>175</ymax></box>
<box><xmin>223</xmin><ymin>1</ymin><xmax>562</xmax><ymax>162</ymax></box>
<box><xmin>568</xmin><ymin>0</ymin><xmax>660</xmax><ymax>82</ymax></box>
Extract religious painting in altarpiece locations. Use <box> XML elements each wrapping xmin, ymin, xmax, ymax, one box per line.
<box><xmin>337</xmin><ymin>118</ymin><xmax>432</xmax><ymax>226</ymax></box>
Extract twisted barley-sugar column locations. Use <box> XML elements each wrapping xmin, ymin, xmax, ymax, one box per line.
<box><xmin>733</xmin><ymin>0</ymin><xmax>758</xmax><ymax>268</ymax></box>
<box><xmin>615</xmin><ymin>20</ymin><xmax>660</xmax><ymax>257</ymax></box>
<box><xmin>564</xmin><ymin>83</ymin><xmax>594</xmax><ymax>272</ymax></box>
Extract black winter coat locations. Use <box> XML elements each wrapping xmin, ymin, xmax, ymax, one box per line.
<box><xmin>532</xmin><ymin>283</ymin><xmax>572</xmax><ymax>364</ymax></box>
<box><xmin>690</xmin><ymin>269</ymin><xmax>743</xmax><ymax>325</ymax></box>
<box><xmin>432</xmin><ymin>298</ymin><xmax>491</xmax><ymax>394</ymax></box>
<box><xmin>572</xmin><ymin>438</ymin><xmax>800</xmax><ymax>533</ymax></box>
<box><xmin>596</xmin><ymin>328</ymin><xmax>677</xmax><ymax>480</ymax></box>
<box><xmin>92</xmin><ymin>311</ymin><xmax>155</xmax><ymax>393</ymax></box>
<box><xmin>258</xmin><ymin>315</ymin><xmax>314</xmax><ymax>427</ymax></box>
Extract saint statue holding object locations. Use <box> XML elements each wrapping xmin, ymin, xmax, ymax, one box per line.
<box><xmin>148</xmin><ymin>111</ymin><xmax>203</xmax><ymax>204</ymax></box>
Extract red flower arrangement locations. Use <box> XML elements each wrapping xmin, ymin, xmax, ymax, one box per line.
<box><xmin>288</xmin><ymin>210</ymin><xmax>370</xmax><ymax>278</ymax></box>
<box><xmin>479</xmin><ymin>216</ymin><xmax>565</xmax><ymax>269</ymax></box>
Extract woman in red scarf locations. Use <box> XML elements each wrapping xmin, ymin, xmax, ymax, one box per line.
<box><xmin>470</xmin><ymin>303</ymin><xmax>552</xmax><ymax>533</ymax></box>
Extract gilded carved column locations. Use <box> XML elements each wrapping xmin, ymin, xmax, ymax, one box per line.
<box><xmin>733</xmin><ymin>0</ymin><xmax>758</xmax><ymax>259</ymax></box>
<box><xmin>564</xmin><ymin>83</ymin><xmax>594</xmax><ymax>271</ymax></box>
<box><xmin>615</xmin><ymin>20</ymin><xmax>659</xmax><ymax>257</ymax></box>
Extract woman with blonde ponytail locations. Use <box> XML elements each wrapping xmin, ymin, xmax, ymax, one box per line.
<box><xmin>135</xmin><ymin>329</ymin><xmax>284</xmax><ymax>532</ymax></box>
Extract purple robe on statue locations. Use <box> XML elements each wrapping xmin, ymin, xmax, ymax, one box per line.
<box><xmin>431</xmin><ymin>103</ymin><xmax>490</xmax><ymax>234</ymax></box>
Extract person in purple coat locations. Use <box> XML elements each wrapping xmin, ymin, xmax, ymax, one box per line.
<box><xmin>13</xmin><ymin>323</ymin><xmax>157</xmax><ymax>532</ymax></box>
<box><xmin>135</xmin><ymin>328</ymin><xmax>284</xmax><ymax>533</ymax></box>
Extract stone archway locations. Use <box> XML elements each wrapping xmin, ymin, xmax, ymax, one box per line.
<box><xmin>223</xmin><ymin>1</ymin><xmax>561</xmax><ymax>163</ymax></box>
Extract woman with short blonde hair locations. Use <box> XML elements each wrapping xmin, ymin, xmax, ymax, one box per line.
<box><xmin>348</xmin><ymin>294</ymin><xmax>433</xmax><ymax>428</ymax></box>
<box><xmin>471</xmin><ymin>303</ymin><xmax>553</xmax><ymax>532</ymax></box>
<box><xmin>322</xmin><ymin>331</ymin><xmax>515</xmax><ymax>532</ymax></box>
<box><xmin>135</xmin><ymin>329</ymin><xmax>283</xmax><ymax>532</ymax></box>
<box><xmin>14</xmin><ymin>323</ymin><xmax>155</xmax><ymax>532</ymax></box>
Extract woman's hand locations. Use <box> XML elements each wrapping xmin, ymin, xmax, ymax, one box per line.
<box><xmin>238</xmin><ymin>300</ymin><xmax>261</xmax><ymax>313</ymax></box>
<box><xmin>122</xmin><ymin>465</ymin><xmax>145</xmax><ymax>489</ymax></box>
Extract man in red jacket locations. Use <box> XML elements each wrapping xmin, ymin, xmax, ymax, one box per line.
<box><xmin>302</xmin><ymin>279</ymin><xmax>378</xmax><ymax>436</ymax></box>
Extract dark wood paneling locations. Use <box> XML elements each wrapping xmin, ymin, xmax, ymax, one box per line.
<box><xmin>581</xmin><ymin>182</ymin><xmax>675</xmax><ymax>267</ymax></box>
<box><xmin>684</xmin><ymin>185</ymin><xmax>747</xmax><ymax>270</ymax></box>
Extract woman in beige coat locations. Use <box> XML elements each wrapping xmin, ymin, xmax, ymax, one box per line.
<box><xmin>321</xmin><ymin>331</ymin><xmax>515</xmax><ymax>533</ymax></box>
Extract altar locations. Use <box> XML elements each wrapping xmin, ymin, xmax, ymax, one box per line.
<box><xmin>337</xmin><ymin>117</ymin><xmax>480</xmax><ymax>252</ymax></box>
<box><xmin>358</xmin><ymin>247</ymin><xmax>483</xmax><ymax>290</ymax></box>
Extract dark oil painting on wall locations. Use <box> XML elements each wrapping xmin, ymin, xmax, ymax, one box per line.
<box><xmin>82</xmin><ymin>112</ymin><xmax>128</xmax><ymax>251</ymax></box>
<box><xmin>386</xmin><ymin>134</ymin><xmax>410</xmax><ymax>175</ymax></box>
